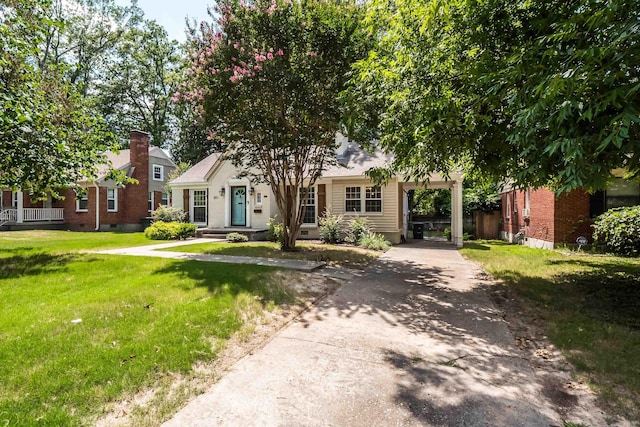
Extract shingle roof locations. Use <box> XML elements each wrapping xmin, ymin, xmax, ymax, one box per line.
<box><xmin>322</xmin><ymin>145</ymin><xmax>392</xmax><ymax>178</ymax></box>
<box><xmin>170</xmin><ymin>152</ymin><xmax>222</xmax><ymax>185</ymax></box>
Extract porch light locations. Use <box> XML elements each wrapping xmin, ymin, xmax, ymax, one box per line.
<box><xmin>219</xmin><ymin>187</ymin><xmax>225</xmax><ymax>196</ymax></box>
<box><xmin>250</xmin><ymin>187</ymin><xmax>255</xmax><ymax>195</ymax></box>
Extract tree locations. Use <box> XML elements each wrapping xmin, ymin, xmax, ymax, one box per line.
<box><xmin>0</xmin><ymin>0</ymin><xmax>119</xmax><ymax>199</ymax></box>
<box><xmin>97</xmin><ymin>19</ymin><xmax>181</xmax><ymax>148</ymax></box>
<box><xmin>348</xmin><ymin>0</ymin><xmax>640</xmax><ymax>194</ymax></box>
<box><xmin>176</xmin><ymin>0</ymin><xmax>369</xmax><ymax>250</ymax></box>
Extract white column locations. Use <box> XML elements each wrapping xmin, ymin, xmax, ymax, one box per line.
<box><xmin>452</xmin><ymin>181</ymin><xmax>463</xmax><ymax>248</ymax></box>
<box><xmin>16</xmin><ymin>190</ymin><xmax>24</xmax><ymax>223</ymax></box>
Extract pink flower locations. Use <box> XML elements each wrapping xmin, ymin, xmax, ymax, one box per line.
<box><xmin>309</xmin><ymin>51</ymin><xmax>318</xmax><ymax>57</ymax></box>
<box><xmin>277</xmin><ymin>49</ymin><xmax>284</xmax><ymax>56</ymax></box>
<box><xmin>267</xmin><ymin>52</ymin><xmax>273</xmax><ymax>60</ymax></box>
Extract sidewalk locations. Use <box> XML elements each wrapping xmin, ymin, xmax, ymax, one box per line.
<box><xmin>95</xmin><ymin>239</ymin><xmax>325</xmax><ymax>272</ymax></box>
<box><xmin>163</xmin><ymin>240</ymin><xmax>612</xmax><ymax>427</ymax></box>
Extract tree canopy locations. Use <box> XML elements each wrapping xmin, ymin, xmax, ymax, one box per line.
<box><xmin>348</xmin><ymin>0</ymin><xmax>640</xmax><ymax>193</ymax></box>
<box><xmin>176</xmin><ymin>0</ymin><xmax>369</xmax><ymax>249</ymax></box>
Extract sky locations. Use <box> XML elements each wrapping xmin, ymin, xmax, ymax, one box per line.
<box><xmin>114</xmin><ymin>0</ymin><xmax>213</xmax><ymax>42</ymax></box>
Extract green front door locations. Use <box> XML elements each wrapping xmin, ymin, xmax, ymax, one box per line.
<box><xmin>231</xmin><ymin>186</ymin><xmax>246</xmax><ymax>226</ymax></box>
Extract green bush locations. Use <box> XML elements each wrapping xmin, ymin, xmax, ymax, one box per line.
<box><xmin>226</xmin><ymin>232</ymin><xmax>249</xmax><ymax>243</ymax></box>
<box><xmin>443</xmin><ymin>227</ymin><xmax>452</xmax><ymax>241</ymax></box>
<box><xmin>267</xmin><ymin>216</ymin><xmax>284</xmax><ymax>244</ymax></box>
<box><xmin>152</xmin><ymin>206</ymin><xmax>188</xmax><ymax>223</ymax></box>
<box><xmin>144</xmin><ymin>221</ymin><xmax>197</xmax><ymax>240</ymax></box>
<box><xmin>358</xmin><ymin>232</ymin><xmax>390</xmax><ymax>251</ymax></box>
<box><xmin>592</xmin><ymin>206</ymin><xmax>640</xmax><ymax>256</ymax></box>
<box><xmin>345</xmin><ymin>216</ymin><xmax>372</xmax><ymax>245</ymax></box>
<box><xmin>319</xmin><ymin>211</ymin><xmax>344</xmax><ymax>244</ymax></box>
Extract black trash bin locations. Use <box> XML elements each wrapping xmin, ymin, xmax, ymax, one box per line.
<box><xmin>413</xmin><ymin>222</ymin><xmax>424</xmax><ymax>240</ymax></box>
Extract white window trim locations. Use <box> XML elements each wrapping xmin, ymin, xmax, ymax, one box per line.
<box><xmin>191</xmin><ymin>188</ymin><xmax>208</xmax><ymax>226</ymax></box>
<box><xmin>76</xmin><ymin>194</ymin><xmax>89</xmax><ymax>212</ymax></box>
<box><xmin>255</xmin><ymin>191</ymin><xmax>263</xmax><ymax>207</ymax></box>
<box><xmin>12</xmin><ymin>191</ymin><xmax>18</xmax><ymax>208</ymax></box>
<box><xmin>506</xmin><ymin>194</ymin><xmax>511</xmax><ymax>219</ymax></box>
<box><xmin>152</xmin><ymin>164</ymin><xmax>164</xmax><ymax>181</ymax></box>
<box><xmin>344</xmin><ymin>185</ymin><xmax>383</xmax><ymax>215</ymax></box>
<box><xmin>300</xmin><ymin>186</ymin><xmax>317</xmax><ymax>227</ymax></box>
<box><xmin>513</xmin><ymin>190</ymin><xmax>518</xmax><ymax>213</ymax></box>
<box><xmin>148</xmin><ymin>192</ymin><xmax>154</xmax><ymax>213</ymax></box>
<box><xmin>107</xmin><ymin>188</ymin><xmax>118</xmax><ymax>212</ymax></box>
<box><xmin>161</xmin><ymin>192</ymin><xmax>170</xmax><ymax>206</ymax></box>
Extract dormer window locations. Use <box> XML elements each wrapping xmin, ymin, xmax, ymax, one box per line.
<box><xmin>153</xmin><ymin>164</ymin><xmax>164</xmax><ymax>181</ymax></box>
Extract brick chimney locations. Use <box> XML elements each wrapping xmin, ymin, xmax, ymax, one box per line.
<box><xmin>124</xmin><ymin>130</ymin><xmax>150</xmax><ymax>223</ymax></box>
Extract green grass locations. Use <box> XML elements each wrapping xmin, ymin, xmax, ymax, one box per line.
<box><xmin>160</xmin><ymin>241</ymin><xmax>381</xmax><ymax>269</ymax></box>
<box><xmin>461</xmin><ymin>241</ymin><xmax>640</xmax><ymax>421</ymax></box>
<box><xmin>0</xmin><ymin>231</ymin><xmax>293</xmax><ymax>426</ymax></box>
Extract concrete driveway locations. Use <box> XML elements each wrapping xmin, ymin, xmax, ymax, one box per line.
<box><xmin>164</xmin><ymin>240</ymin><xmax>612</xmax><ymax>426</ymax></box>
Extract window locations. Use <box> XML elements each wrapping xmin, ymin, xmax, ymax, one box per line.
<box><xmin>148</xmin><ymin>192</ymin><xmax>154</xmax><ymax>213</ymax></box>
<box><xmin>107</xmin><ymin>188</ymin><xmax>117</xmax><ymax>212</ymax></box>
<box><xmin>512</xmin><ymin>190</ymin><xmax>518</xmax><ymax>212</ymax></box>
<box><xmin>152</xmin><ymin>164</ymin><xmax>164</xmax><ymax>181</ymax></box>
<box><xmin>76</xmin><ymin>193</ymin><xmax>88</xmax><ymax>212</ymax></box>
<box><xmin>345</xmin><ymin>187</ymin><xmax>361</xmax><ymax>212</ymax></box>
<box><xmin>524</xmin><ymin>189</ymin><xmax>531</xmax><ymax>209</ymax></box>
<box><xmin>590</xmin><ymin>179</ymin><xmax>640</xmax><ymax>218</ymax></box>
<box><xmin>161</xmin><ymin>192</ymin><xmax>170</xmax><ymax>206</ymax></box>
<box><xmin>12</xmin><ymin>191</ymin><xmax>18</xmax><ymax>208</ymax></box>
<box><xmin>301</xmin><ymin>187</ymin><xmax>316</xmax><ymax>224</ymax></box>
<box><xmin>255</xmin><ymin>192</ymin><xmax>263</xmax><ymax>206</ymax></box>
<box><xmin>505</xmin><ymin>194</ymin><xmax>511</xmax><ymax>219</ymax></box>
<box><xmin>345</xmin><ymin>186</ymin><xmax>382</xmax><ymax>213</ymax></box>
<box><xmin>193</xmin><ymin>190</ymin><xmax>207</xmax><ymax>223</ymax></box>
<box><xmin>365</xmin><ymin>186</ymin><xmax>382</xmax><ymax>213</ymax></box>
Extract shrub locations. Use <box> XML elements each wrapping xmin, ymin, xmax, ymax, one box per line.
<box><xmin>152</xmin><ymin>206</ymin><xmax>188</xmax><ymax>223</ymax></box>
<box><xmin>345</xmin><ymin>216</ymin><xmax>372</xmax><ymax>245</ymax></box>
<box><xmin>144</xmin><ymin>221</ymin><xmax>197</xmax><ymax>240</ymax></box>
<box><xmin>319</xmin><ymin>211</ymin><xmax>344</xmax><ymax>243</ymax></box>
<box><xmin>267</xmin><ymin>216</ymin><xmax>284</xmax><ymax>244</ymax></box>
<box><xmin>592</xmin><ymin>206</ymin><xmax>640</xmax><ymax>256</ymax></box>
<box><xmin>358</xmin><ymin>232</ymin><xmax>390</xmax><ymax>251</ymax></box>
<box><xmin>226</xmin><ymin>232</ymin><xmax>249</xmax><ymax>243</ymax></box>
<box><xmin>443</xmin><ymin>227</ymin><xmax>452</xmax><ymax>241</ymax></box>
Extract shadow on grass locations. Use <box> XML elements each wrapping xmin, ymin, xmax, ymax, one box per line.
<box><xmin>152</xmin><ymin>260</ymin><xmax>294</xmax><ymax>304</ymax></box>
<box><xmin>0</xmin><ymin>251</ymin><xmax>79</xmax><ymax>279</ymax></box>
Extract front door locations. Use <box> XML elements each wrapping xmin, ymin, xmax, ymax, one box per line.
<box><xmin>231</xmin><ymin>186</ymin><xmax>246</xmax><ymax>226</ymax></box>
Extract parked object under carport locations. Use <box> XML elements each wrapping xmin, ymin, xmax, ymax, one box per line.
<box><xmin>413</xmin><ymin>222</ymin><xmax>424</xmax><ymax>239</ymax></box>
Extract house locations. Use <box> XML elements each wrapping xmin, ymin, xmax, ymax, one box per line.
<box><xmin>170</xmin><ymin>136</ymin><xmax>466</xmax><ymax>246</ymax></box>
<box><xmin>1</xmin><ymin>130</ymin><xmax>176</xmax><ymax>232</ymax></box>
<box><xmin>501</xmin><ymin>178</ymin><xmax>640</xmax><ymax>249</ymax></box>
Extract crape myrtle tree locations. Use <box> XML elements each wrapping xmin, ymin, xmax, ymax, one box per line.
<box><xmin>348</xmin><ymin>0</ymin><xmax>640</xmax><ymax>194</ymax></box>
<box><xmin>175</xmin><ymin>0</ymin><xmax>369</xmax><ymax>250</ymax></box>
<box><xmin>0</xmin><ymin>0</ymin><xmax>119</xmax><ymax>199</ymax></box>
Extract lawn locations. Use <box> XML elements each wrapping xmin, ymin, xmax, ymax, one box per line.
<box><xmin>160</xmin><ymin>241</ymin><xmax>381</xmax><ymax>269</ymax></box>
<box><xmin>0</xmin><ymin>231</ymin><xmax>294</xmax><ymax>426</ymax></box>
<box><xmin>461</xmin><ymin>241</ymin><xmax>640</xmax><ymax>421</ymax></box>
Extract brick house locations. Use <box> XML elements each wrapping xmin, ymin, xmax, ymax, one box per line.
<box><xmin>1</xmin><ymin>130</ymin><xmax>176</xmax><ymax>231</ymax></box>
<box><xmin>501</xmin><ymin>179</ymin><xmax>640</xmax><ymax>249</ymax></box>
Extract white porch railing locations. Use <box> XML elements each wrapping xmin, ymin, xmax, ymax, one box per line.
<box><xmin>1</xmin><ymin>208</ymin><xmax>64</xmax><ymax>224</ymax></box>
<box><xmin>1</xmin><ymin>209</ymin><xmax>17</xmax><ymax>225</ymax></box>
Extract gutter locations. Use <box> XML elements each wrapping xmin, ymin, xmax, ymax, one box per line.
<box><xmin>94</xmin><ymin>182</ymin><xmax>100</xmax><ymax>231</ymax></box>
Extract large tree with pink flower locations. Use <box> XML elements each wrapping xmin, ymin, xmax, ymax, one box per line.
<box><xmin>175</xmin><ymin>0</ymin><xmax>369</xmax><ymax>250</ymax></box>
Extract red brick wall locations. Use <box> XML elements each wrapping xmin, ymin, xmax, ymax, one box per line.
<box><xmin>554</xmin><ymin>189</ymin><xmax>592</xmax><ymax>243</ymax></box>
<box><xmin>1</xmin><ymin>190</ymin><xmax>11</xmax><ymax>208</ymax></box>
<box><xmin>122</xmin><ymin>130</ymin><xmax>150</xmax><ymax>224</ymax></box>
<box><xmin>526</xmin><ymin>188</ymin><xmax>555</xmax><ymax>243</ymax></box>
<box><xmin>63</xmin><ymin>187</ymin><xmax>97</xmax><ymax>230</ymax></box>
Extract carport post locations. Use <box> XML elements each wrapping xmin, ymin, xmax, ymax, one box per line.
<box><xmin>452</xmin><ymin>181</ymin><xmax>463</xmax><ymax>248</ymax></box>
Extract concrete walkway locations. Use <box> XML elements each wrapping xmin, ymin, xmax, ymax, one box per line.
<box><xmin>164</xmin><ymin>240</ymin><xmax>610</xmax><ymax>427</ymax></box>
<box><xmin>95</xmin><ymin>239</ymin><xmax>325</xmax><ymax>272</ymax></box>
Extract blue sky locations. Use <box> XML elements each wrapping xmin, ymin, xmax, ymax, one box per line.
<box><xmin>114</xmin><ymin>0</ymin><xmax>213</xmax><ymax>42</ymax></box>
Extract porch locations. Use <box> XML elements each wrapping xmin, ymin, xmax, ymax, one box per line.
<box><xmin>1</xmin><ymin>208</ymin><xmax>65</xmax><ymax>227</ymax></box>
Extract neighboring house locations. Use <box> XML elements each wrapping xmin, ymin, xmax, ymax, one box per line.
<box><xmin>501</xmin><ymin>178</ymin><xmax>640</xmax><ymax>249</ymax></box>
<box><xmin>1</xmin><ymin>130</ymin><xmax>176</xmax><ymax>232</ymax></box>
<box><xmin>170</xmin><ymin>136</ymin><xmax>466</xmax><ymax>246</ymax></box>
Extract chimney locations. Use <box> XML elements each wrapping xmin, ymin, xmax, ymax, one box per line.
<box><xmin>125</xmin><ymin>130</ymin><xmax>150</xmax><ymax>223</ymax></box>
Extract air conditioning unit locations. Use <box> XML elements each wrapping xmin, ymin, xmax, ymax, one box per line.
<box><xmin>522</xmin><ymin>208</ymin><xmax>530</xmax><ymax>218</ymax></box>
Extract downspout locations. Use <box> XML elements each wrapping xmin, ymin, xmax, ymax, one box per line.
<box><xmin>94</xmin><ymin>182</ymin><xmax>100</xmax><ymax>231</ymax></box>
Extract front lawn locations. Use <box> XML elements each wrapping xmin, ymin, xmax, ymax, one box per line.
<box><xmin>461</xmin><ymin>241</ymin><xmax>640</xmax><ymax>421</ymax></box>
<box><xmin>0</xmin><ymin>231</ymin><xmax>294</xmax><ymax>426</ymax></box>
<box><xmin>160</xmin><ymin>241</ymin><xmax>381</xmax><ymax>269</ymax></box>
